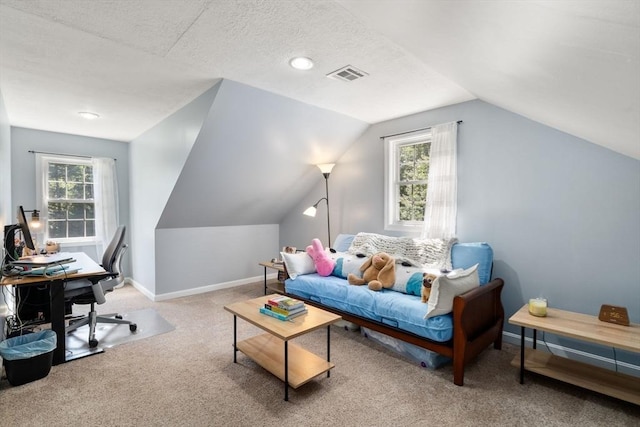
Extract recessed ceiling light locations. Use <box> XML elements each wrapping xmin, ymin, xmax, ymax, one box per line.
<box><xmin>289</xmin><ymin>57</ymin><xmax>314</xmax><ymax>71</ymax></box>
<box><xmin>78</xmin><ymin>111</ymin><xmax>100</xmax><ymax>120</ymax></box>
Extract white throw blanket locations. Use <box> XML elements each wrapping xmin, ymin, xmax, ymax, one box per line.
<box><xmin>347</xmin><ymin>232</ymin><xmax>456</xmax><ymax>270</ymax></box>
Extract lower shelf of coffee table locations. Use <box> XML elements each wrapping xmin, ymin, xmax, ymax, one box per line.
<box><xmin>236</xmin><ymin>333</ymin><xmax>334</xmax><ymax>388</ymax></box>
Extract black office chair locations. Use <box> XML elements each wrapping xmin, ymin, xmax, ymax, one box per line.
<box><xmin>65</xmin><ymin>225</ymin><xmax>137</xmax><ymax>348</ymax></box>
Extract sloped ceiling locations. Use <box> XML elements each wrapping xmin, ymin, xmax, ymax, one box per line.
<box><xmin>338</xmin><ymin>0</ymin><xmax>640</xmax><ymax>159</ymax></box>
<box><xmin>156</xmin><ymin>79</ymin><xmax>368</xmax><ymax>228</ymax></box>
<box><xmin>0</xmin><ymin>0</ymin><xmax>638</xmax><ymax>159</ymax></box>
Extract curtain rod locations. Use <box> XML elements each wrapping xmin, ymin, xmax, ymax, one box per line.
<box><xmin>379</xmin><ymin>120</ymin><xmax>463</xmax><ymax>140</ymax></box>
<box><xmin>28</xmin><ymin>150</ymin><xmax>116</xmax><ymax>161</ymax></box>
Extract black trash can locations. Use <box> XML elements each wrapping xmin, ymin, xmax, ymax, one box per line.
<box><xmin>0</xmin><ymin>330</ymin><xmax>57</xmax><ymax>386</ymax></box>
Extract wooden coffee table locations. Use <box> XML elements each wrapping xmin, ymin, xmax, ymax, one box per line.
<box><xmin>224</xmin><ymin>294</ymin><xmax>342</xmax><ymax>401</ymax></box>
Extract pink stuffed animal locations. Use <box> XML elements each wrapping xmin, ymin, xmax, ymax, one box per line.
<box><xmin>306</xmin><ymin>238</ymin><xmax>336</xmax><ymax>277</ymax></box>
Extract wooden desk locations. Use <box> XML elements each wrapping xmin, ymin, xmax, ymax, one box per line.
<box><xmin>509</xmin><ymin>304</ymin><xmax>640</xmax><ymax>405</ymax></box>
<box><xmin>1</xmin><ymin>252</ymin><xmax>108</xmax><ymax>365</ymax></box>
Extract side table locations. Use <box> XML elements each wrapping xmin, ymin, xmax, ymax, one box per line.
<box><xmin>508</xmin><ymin>304</ymin><xmax>640</xmax><ymax>405</ymax></box>
<box><xmin>258</xmin><ymin>261</ymin><xmax>285</xmax><ymax>295</ymax></box>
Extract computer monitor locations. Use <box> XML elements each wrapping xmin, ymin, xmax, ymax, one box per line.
<box><xmin>17</xmin><ymin>205</ymin><xmax>36</xmax><ymax>251</ymax></box>
<box><xmin>2</xmin><ymin>206</ymin><xmax>37</xmax><ymax>267</ymax></box>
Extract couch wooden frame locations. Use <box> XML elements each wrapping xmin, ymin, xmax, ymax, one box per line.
<box><xmin>285</xmin><ymin>278</ymin><xmax>504</xmax><ymax>386</ymax></box>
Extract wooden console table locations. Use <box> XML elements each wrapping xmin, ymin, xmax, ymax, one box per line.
<box><xmin>509</xmin><ymin>305</ymin><xmax>640</xmax><ymax>405</ymax></box>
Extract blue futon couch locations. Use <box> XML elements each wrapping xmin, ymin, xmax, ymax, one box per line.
<box><xmin>283</xmin><ymin>233</ymin><xmax>504</xmax><ymax>386</ymax></box>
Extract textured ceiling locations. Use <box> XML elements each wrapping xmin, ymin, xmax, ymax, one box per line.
<box><xmin>0</xmin><ymin>0</ymin><xmax>638</xmax><ymax>159</ymax></box>
<box><xmin>338</xmin><ymin>0</ymin><xmax>640</xmax><ymax>159</ymax></box>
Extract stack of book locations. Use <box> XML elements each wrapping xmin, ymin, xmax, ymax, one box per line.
<box><xmin>260</xmin><ymin>295</ymin><xmax>307</xmax><ymax>321</ymax></box>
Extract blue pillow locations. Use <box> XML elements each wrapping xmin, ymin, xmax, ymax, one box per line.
<box><xmin>332</xmin><ymin>234</ymin><xmax>355</xmax><ymax>252</ymax></box>
<box><xmin>451</xmin><ymin>243</ymin><xmax>493</xmax><ymax>284</ymax></box>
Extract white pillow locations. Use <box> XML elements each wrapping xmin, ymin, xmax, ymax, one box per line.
<box><xmin>281</xmin><ymin>252</ymin><xmax>316</xmax><ymax>279</ymax></box>
<box><xmin>424</xmin><ymin>264</ymin><xmax>479</xmax><ymax>319</ymax></box>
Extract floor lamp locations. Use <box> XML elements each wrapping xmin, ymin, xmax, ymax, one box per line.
<box><xmin>303</xmin><ymin>163</ymin><xmax>334</xmax><ymax>247</ymax></box>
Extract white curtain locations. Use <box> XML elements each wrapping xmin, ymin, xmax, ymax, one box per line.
<box><xmin>36</xmin><ymin>153</ymin><xmax>48</xmax><ymax>233</ymax></box>
<box><xmin>422</xmin><ymin>122</ymin><xmax>458</xmax><ymax>239</ymax></box>
<box><xmin>93</xmin><ymin>157</ymin><xmax>119</xmax><ymax>257</ymax></box>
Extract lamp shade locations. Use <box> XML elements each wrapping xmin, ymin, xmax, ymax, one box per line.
<box><xmin>303</xmin><ymin>206</ymin><xmax>317</xmax><ymax>217</ymax></box>
<box><xmin>30</xmin><ymin>210</ymin><xmax>41</xmax><ymax>229</ymax></box>
<box><xmin>303</xmin><ymin>165</ymin><xmax>334</xmax><ymax>247</ymax></box>
<box><xmin>317</xmin><ymin>163</ymin><xmax>335</xmax><ymax>174</ymax></box>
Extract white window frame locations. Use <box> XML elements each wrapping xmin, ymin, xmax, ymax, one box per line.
<box><xmin>384</xmin><ymin>130</ymin><xmax>432</xmax><ymax>233</ymax></box>
<box><xmin>36</xmin><ymin>154</ymin><xmax>98</xmax><ymax>245</ymax></box>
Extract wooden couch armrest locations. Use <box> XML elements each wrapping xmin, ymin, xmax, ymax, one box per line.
<box><xmin>453</xmin><ymin>278</ymin><xmax>505</xmax><ymax>344</ymax></box>
<box><xmin>448</xmin><ymin>278</ymin><xmax>504</xmax><ymax>386</ymax></box>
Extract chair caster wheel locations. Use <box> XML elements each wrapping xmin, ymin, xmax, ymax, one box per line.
<box><xmin>89</xmin><ymin>339</ymin><xmax>99</xmax><ymax>348</ymax></box>
<box><xmin>115</xmin><ymin>315</ymin><xmax>123</xmax><ymax>319</ymax></box>
<box><xmin>130</xmin><ymin>323</ymin><xmax>137</xmax><ymax>332</ymax></box>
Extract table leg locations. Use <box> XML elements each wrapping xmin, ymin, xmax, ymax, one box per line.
<box><xmin>327</xmin><ymin>325</ymin><xmax>331</xmax><ymax>378</ymax></box>
<box><xmin>50</xmin><ymin>279</ymin><xmax>66</xmax><ymax>365</ymax></box>
<box><xmin>532</xmin><ymin>328</ymin><xmax>537</xmax><ymax>350</ymax></box>
<box><xmin>284</xmin><ymin>341</ymin><xmax>289</xmax><ymax>401</ymax></box>
<box><xmin>263</xmin><ymin>266</ymin><xmax>267</xmax><ymax>295</ymax></box>
<box><xmin>519</xmin><ymin>326</ymin><xmax>525</xmax><ymax>384</ymax></box>
<box><xmin>233</xmin><ymin>315</ymin><xmax>237</xmax><ymax>363</ymax></box>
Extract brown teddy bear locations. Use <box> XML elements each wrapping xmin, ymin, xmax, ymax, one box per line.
<box><xmin>347</xmin><ymin>252</ymin><xmax>395</xmax><ymax>291</ymax></box>
<box><xmin>421</xmin><ymin>273</ymin><xmax>439</xmax><ymax>303</ymax></box>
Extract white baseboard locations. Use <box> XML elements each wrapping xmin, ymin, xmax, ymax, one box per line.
<box><xmin>502</xmin><ymin>331</ymin><xmax>640</xmax><ymax>376</ymax></box>
<box><xmin>125</xmin><ymin>277</ymin><xmax>155</xmax><ymax>301</ymax></box>
<box><xmin>127</xmin><ymin>273</ymin><xmax>278</xmax><ymax>302</ymax></box>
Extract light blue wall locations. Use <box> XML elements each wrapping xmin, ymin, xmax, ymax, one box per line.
<box><xmin>147</xmin><ymin>79</ymin><xmax>367</xmax><ymax>298</ymax></box>
<box><xmin>9</xmin><ymin>127</ymin><xmax>131</xmax><ymax>268</ymax></box>
<box><xmin>129</xmin><ymin>82</ymin><xmax>221</xmax><ymax>297</ymax></box>
<box><xmin>154</xmin><ymin>224</ymin><xmax>278</xmax><ymax>299</ymax></box>
<box><xmin>281</xmin><ymin>99</ymin><xmax>640</xmax><ymax>366</ymax></box>
<box><xmin>159</xmin><ymin>79</ymin><xmax>368</xmax><ymax>228</ymax></box>
<box><xmin>0</xmin><ymin>89</ymin><xmax>10</xmax><ymax>229</ymax></box>
<box><xmin>0</xmin><ymin>89</ymin><xmax>12</xmax><ymax>320</ymax></box>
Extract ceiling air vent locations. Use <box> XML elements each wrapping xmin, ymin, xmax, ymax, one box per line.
<box><xmin>326</xmin><ymin>65</ymin><xmax>368</xmax><ymax>82</ymax></box>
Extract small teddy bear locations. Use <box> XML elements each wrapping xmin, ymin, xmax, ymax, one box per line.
<box><xmin>421</xmin><ymin>273</ymin><xmax>438</xmax><ymax>303</ymax></box>
<box><xmin>347</xmin><ymin>252</ymin><xmax>395</xmax><ymax>291</ymax></box>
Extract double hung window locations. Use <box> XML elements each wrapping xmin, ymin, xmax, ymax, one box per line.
<box><xmin>384</xmin><ymin>130</ymin><xmax>431</xmax><ymax>232</ymax></box>
<box><xmin>37</xmin><ymin>156</ymin><xmax>96</xmax><ymax>243</ymax></box>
